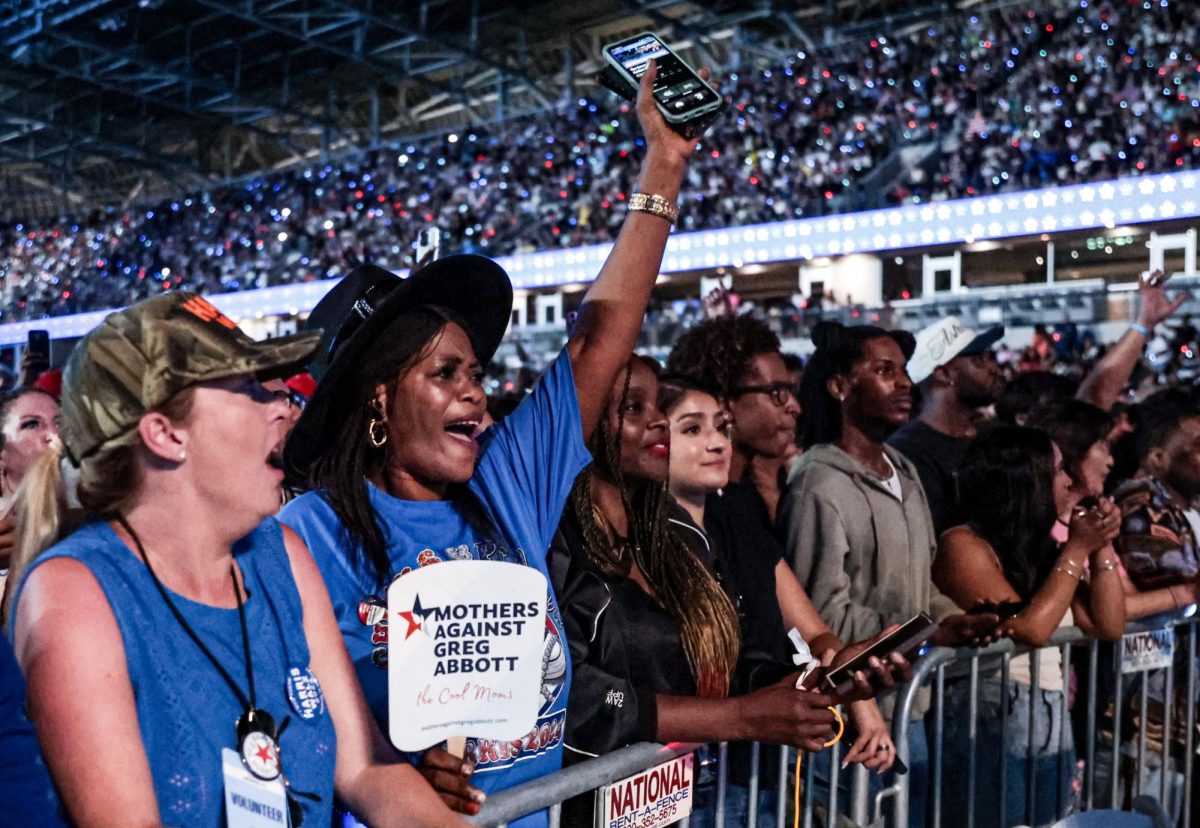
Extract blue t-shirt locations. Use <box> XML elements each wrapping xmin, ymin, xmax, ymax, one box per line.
<box><xmin>281</xmin><ymin>349</ymin><xmax>590</xmax><ymax>825</ymax></box>
<box><xmin>11</xmin><ymin>519</ymin><xmax>337</xmax><ymax>828</ymax></box>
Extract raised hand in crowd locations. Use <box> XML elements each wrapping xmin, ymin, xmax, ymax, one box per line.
<box><xmin>1077</xmin><ymin>268</ymin><xmax>1188</xmax><ymax>410</ymax></box>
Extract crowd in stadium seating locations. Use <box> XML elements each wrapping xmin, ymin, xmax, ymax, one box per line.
<box><xmin>4</xmin><ymin>33</ymin><xmax>1200</xmax><ymax>822</ymax></box>
<box><xmin>1</xmin><ymin>0</ymin><xmax>1198</xmax><ymax>322</ymax></box>
<box><xmin>896</xmin><ymin>0</ymin><xmax>1200</xmax><ymax>201</ymax></box>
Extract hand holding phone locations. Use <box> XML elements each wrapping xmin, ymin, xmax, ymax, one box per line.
<box><xmin>822</xmin><ymin>614</ymin><xmax>938</xmax><ymax>698</ymax></box>
<box><xmin>601</xmin><ymin>32</ymin><xmax>724</xmax><ymax>140</ymax></box>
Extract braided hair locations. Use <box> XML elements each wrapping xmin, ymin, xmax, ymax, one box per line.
<box><xmin>567</xmin><ymin>358</ymin><xmax>740</xmax><ymax>698</ymax></box>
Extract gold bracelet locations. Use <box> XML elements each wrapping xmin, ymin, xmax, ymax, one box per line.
<box><xmin>1054</xmin><ymin>563</ymin><xmax>1082</xmax><ymax>581</ymax></box>
<box><xmin>628</xmin><ymin>192</ymin><xmax>679</xmax><ymax>224</ymax></box>
<box><xmin>1093</xmin><ymin>559</ymin><xmax>1119</xmax><ymax>573</ymax></box>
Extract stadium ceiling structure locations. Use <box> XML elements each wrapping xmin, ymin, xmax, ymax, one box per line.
<box><xmin>0</xmin><ymin>0</ymin><xmax>944</xmax><ymax>222</ymax></box>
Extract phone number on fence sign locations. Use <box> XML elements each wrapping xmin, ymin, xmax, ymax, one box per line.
<box><xmin>607</xmin><ymin>799</ymin><xmax>689</xmax><ymax>828</ymax></box>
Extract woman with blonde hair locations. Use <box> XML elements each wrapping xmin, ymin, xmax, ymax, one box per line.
<box><xmin>9</xmin><ymin>292</ymin><xmax>460</xmax><ymax>827</ymax></box>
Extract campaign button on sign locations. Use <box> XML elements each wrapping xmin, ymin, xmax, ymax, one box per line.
<box><xmin>387</xmin><ymin>559</ymin><xmax>548</xmax><ymax>752</ymax></box>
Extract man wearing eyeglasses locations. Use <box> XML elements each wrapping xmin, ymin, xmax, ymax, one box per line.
<box><xmin>887</xmin><ymin>317</ymin><xmax>1004</xmax><ymax>535</ymax></box>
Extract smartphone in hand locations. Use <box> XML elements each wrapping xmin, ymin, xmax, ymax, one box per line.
<box><xmin>601</xmin><ymin>32</ymin><xmax>724</xmax><ymax>139</ymax></box>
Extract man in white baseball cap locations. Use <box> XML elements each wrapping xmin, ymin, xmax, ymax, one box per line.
<box><xmin>888</xmin><ymin>316</ymin><xmax>1004</xmax><ymax>533</ymax></box>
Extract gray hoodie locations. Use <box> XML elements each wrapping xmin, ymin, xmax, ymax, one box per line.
<box><xmin>782</xmin><ymin>443</ymin><xmax>958</xmax><ymax>656</ymax></box>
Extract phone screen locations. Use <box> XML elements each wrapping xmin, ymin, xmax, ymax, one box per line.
<box><xmin>607</xmin><ymin>35</ymin><xmax>719</xmax><ymax>118</ymax></box>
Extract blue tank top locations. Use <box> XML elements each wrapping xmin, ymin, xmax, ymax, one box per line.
<box><xmin>12</xmin><ymin>518</ymin><xmax>336</xmax><ymax>828</ymax></box>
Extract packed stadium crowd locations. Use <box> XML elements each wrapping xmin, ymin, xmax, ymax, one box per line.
<box><xmin>2</xmin><ymin>0</ymin><xmax>1200</xmax><ymax>323</ymax></box>
<box><xmin>1</xmin><ymin>48</ymin><xmax>1200</xmax><ymax>828</ymax></box>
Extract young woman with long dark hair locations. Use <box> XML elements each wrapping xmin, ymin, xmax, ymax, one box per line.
<box><xmin>933</xmin><ymin>425</ymin><xmax>1125</xmax><ymax>827</ymax></box>
<box><xmin>1036</xmin><ymin>399</ymin><xmax>1199</xmax><ymax>620</ymax></box>
<box><xmin>658</xmin><ymin>376</ymin><xmax>898</xmax><ymax>825</ymax></box>
<box><xmin>279</xmin><ymin>64</ymin><xmax>707</xmax><ymax>824</ymax></box>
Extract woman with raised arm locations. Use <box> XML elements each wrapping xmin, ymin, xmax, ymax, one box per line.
<box><xmin>9</xmin><ymin>292</ymin><xmax>460</xmax><ymax>828</ymax></box>
<box><xmin>278</xmin><ymin>62</ymin><xmax>703</xmax><ymax>825</ymax></box>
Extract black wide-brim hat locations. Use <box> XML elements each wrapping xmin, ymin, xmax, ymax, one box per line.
<box><xmin>284</xmin><ymin>255</ymin><xmax>513</xmax><ymax>480</ymax></box>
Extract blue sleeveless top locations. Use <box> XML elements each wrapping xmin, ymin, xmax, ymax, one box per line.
<box><xmin>12</xmin><ymin>518</ymin><xmax>336</xmax><ymax>827</ymax></box>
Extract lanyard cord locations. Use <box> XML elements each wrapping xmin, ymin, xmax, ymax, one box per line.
<box><xmin>115</xmin><ymin>515</ymin><xmax>256</xmax><ymax>714</ymax></box>
<box><xmin>793</xmin><ymin>705</ymin><xmax>845</xmax><ymax>828</ymax></box>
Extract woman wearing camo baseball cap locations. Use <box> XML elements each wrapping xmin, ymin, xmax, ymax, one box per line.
<box><xmin>7</xmin><ymin>292</ymin><xmax>461</xmax><ymax>828</ymax></box>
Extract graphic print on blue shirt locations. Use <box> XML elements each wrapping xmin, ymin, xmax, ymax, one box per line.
<box><xmin>280</xmin><ymin>348</ymin><xmax>591</xmax><ymax>823</ymax></box>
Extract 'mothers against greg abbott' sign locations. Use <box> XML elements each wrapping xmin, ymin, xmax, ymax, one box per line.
<box><xmin>387</xmin><ymin>560</ymin><xmax>548</xmax><ymax>751</ymax></box>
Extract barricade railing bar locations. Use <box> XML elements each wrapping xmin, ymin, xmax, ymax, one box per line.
<box><xmin>470</xmin><ymin>615</ymin><xmax>1200</xmax><ymax>828</ymax></box>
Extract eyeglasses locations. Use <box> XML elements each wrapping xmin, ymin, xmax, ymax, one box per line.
<box><xmin>270</xmin><ymin>388</ymin><xmax>308</xmax><ymax>410</ymax></box>
<box><xmin>733</xmin><ymin>382</ymin><xmax>797</xmax><ymax>407</ymax></box>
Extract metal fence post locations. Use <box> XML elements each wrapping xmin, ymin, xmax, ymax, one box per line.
<box><xmin>775</xmin><ymin>745</ymin><xmax>789</xmax><ymax>828</ymax></box>
<box><xmin>747</xmin><ymin>741</ymin><xmax>760</xmax><ymax>828</ymax></box>
<box><xmin>1185</xmin><ymin>621</ymin><xmax>1196</xmax><ymax>828</ymax></box>
<box><xmin>1086</xmin><ymin>638</ymin><xmax>1098</xmax><ymax>811</ymax></box>
<box><xmin>931</xmin><ymin>665</ymin><xmax>944</xmax><ymax>828</ymax></box>
<box><xmin>716</xmin><ymin>741</ymin><xmax>728</xmax><ymax>828</ymax></box>
<box><xmin>967</xmin><ymin>655</ymin><xmax>979</xmax><ymax>828</ymax></box>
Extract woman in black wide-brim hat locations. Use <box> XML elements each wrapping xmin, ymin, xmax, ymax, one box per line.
<box><xmin>280</xmin><ymin>62</ymin><xmax>704</xmax><ymax>825</ymax></box>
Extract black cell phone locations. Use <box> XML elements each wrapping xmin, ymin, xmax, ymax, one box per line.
<box><xmin>26</xmin><ymin>329</ymin><xmax>50</xmax><ymax>372</ymax></box>
<box><xmin>602</xmin><ymin>32</ymin><xmax>725</xmax><ymax>139</ymax></box>
<box><xmin>823</xmin><ymin>613</ymin><xmax>939</xmax><ymax>697</ymax></box>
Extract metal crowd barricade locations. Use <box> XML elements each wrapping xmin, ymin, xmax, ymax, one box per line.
<box><xmin>889</xmin><ymin>615</ymin><xmax>1200</xmax><ymax>828</ymax></box>
<box><xmin>471</xmin><ymin>615</ymin><xmax>1200</xmax><ymax>827</ymax></box>
<box><xmin>471</xmin><ymin>730</ymin><xmax>876</xmax><ymax>827</ymax></box>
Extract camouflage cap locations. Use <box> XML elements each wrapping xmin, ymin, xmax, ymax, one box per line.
<box><xmin>62</xmin><ymin>291</ymin><xmax>322</xmax><ymax>462</ymax></box>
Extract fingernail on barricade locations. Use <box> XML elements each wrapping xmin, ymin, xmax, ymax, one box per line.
<box><xmin>469</xmin><ymin>616</ymin><xmax>1200</xmax><ymax>827</ymax></box>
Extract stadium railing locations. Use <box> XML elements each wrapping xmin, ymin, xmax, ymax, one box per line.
<box><xmin>469</xmin><ymin>615</ymin><xmax>1200</xmax><ymax>828</ymax></box>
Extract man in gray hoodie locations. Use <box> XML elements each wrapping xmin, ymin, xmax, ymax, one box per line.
<box><xmin>783</xmin><ymin>322</ymin><xmax>999</xmax><ymax>827</ymax></box>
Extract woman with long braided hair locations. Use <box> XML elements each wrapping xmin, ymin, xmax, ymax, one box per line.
<box><xmin>557</xmin><ymin>357</ymin><xmax>742</xmax><ymax>700</ymax></box>
<box><xmin>549</xmin><ymin>357</ymin><xmax>857</xmax><ymax>792</ymax></box>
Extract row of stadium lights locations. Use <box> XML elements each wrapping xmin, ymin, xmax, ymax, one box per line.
<box><xmin>1</xmin><ymin>171</ymin><xmax>1197</xmax><ymax>346</ymax></box>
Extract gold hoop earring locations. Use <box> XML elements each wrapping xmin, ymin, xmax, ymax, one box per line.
<box><xmin>368</xmin><ymin>406</ymin><xmax>388</xmax><ymax>449</ymax></box>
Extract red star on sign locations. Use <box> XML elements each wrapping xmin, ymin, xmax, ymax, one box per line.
<box><xmin>397</xmin><ymin>594</ymin><xmax>429</xmax><ymax>640</ymax></box>
<box><xmin>397</xmin><ymin>609</ymin><xmax>423</xmax><ymax>640</ymax></box>
<box><xmin>256</xmin><ymin>743</ymin><xmax>274</xmax><ymax>764</ymax></box>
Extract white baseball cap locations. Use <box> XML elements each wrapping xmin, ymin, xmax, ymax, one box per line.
<box><xmin>907</xmin><ymin>316</ymin><xmax>1005</xmax><ymax>385</ymax></box>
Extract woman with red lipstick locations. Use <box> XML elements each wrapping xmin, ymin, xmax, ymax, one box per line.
<box><xmin>279</xmin><ymin>63</ymin><xmax>702</xmax><ymax>826</ymax></box>
<box><xmin>549</xmin><ymin>361</ymin><xmax>904</xmax><ymax>827</ymax></box>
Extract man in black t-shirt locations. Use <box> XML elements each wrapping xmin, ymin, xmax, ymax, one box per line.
<box><xmin>888</xmin><ymin>316</ymin><xmax>1004</xmax><ymax>534</ymax></box>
